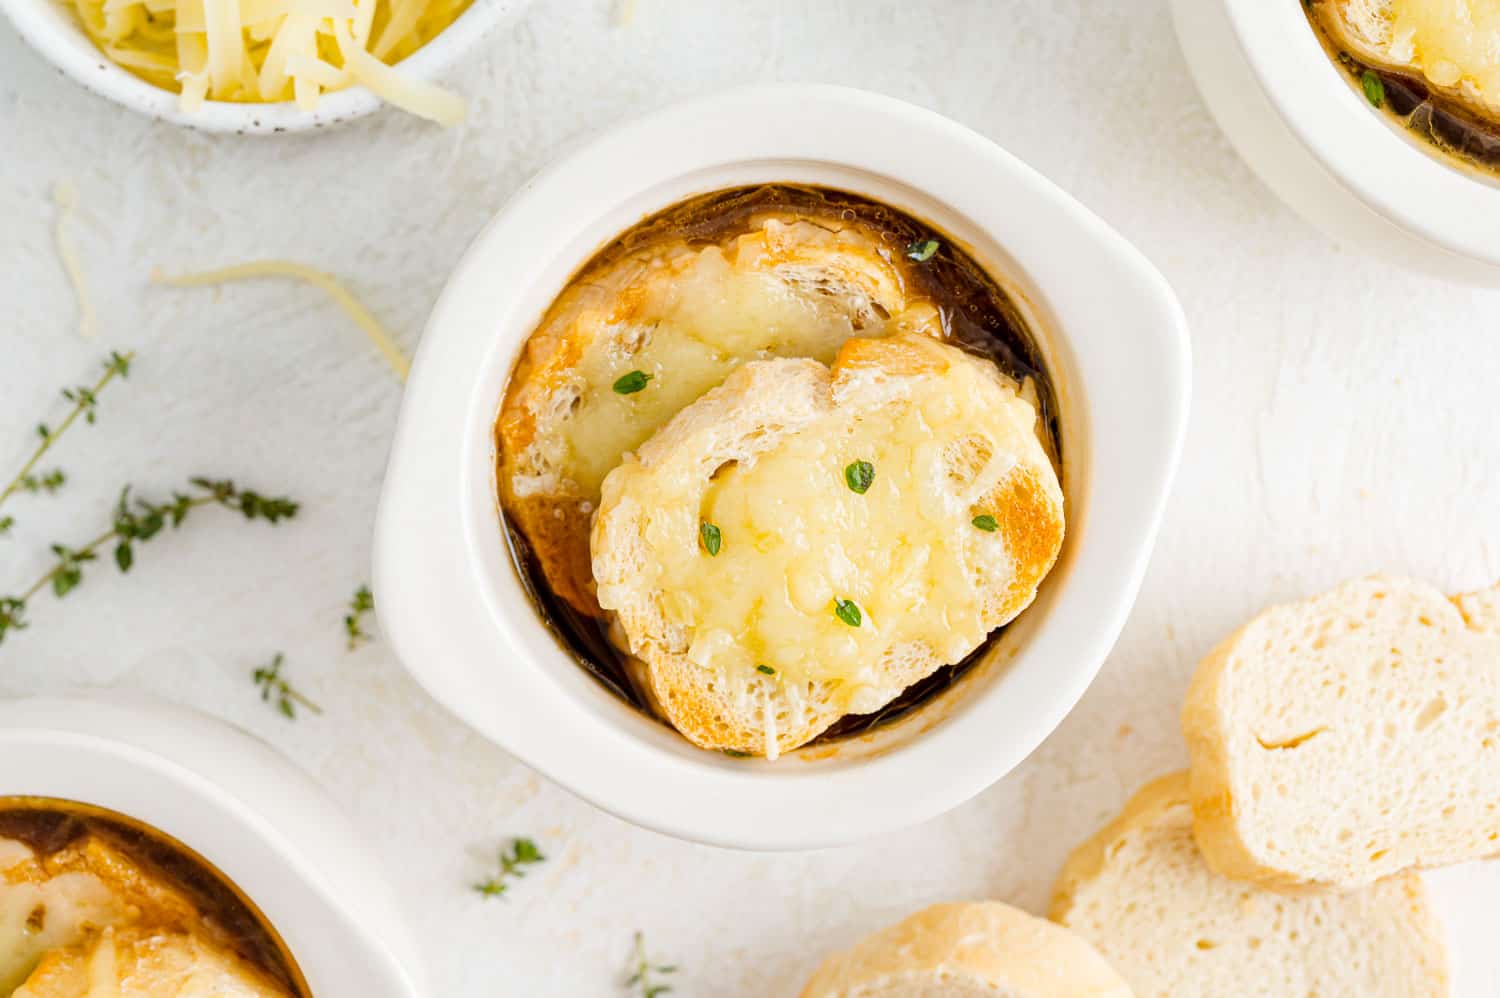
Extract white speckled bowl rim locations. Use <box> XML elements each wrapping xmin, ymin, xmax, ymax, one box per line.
<box><xmin>374</xmin><ymin>85</ymin><xmax>1191</xmax><ymax>851</ymax></box>
<box><xmin>0</xmin><ymin>0</ymin><xmax>525</xmax><ymax>133</ymax></box>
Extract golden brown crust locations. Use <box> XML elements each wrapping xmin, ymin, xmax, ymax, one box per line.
<box><xmin>829</xmin><ymin>333</ymin><xmax>948</xmax><ymax>379</ymax></box>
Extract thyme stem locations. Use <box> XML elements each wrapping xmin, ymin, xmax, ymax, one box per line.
<box><xmin>0</xmin><ymin>351</ymin><xmax>133</xmax><ymax>511</ymax></box>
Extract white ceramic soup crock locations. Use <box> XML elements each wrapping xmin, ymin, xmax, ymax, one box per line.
<box><xmin>1171</xmin><ymin>0</ymin><xmax>1500</xmax><ymax>285</ymax></box>
<box><xmin>0</xmin><ymin>694</ymin><xmax>425</xmax><ymax>997</ymax></box>
<box><xmin>373</xmin><ymin>85</ymin><xmax>1191</xmax><ymax>851</ymax></box>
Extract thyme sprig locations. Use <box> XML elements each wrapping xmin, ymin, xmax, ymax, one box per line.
<box><xmin>0</xmin><ymin>476</ymin><xmax>299</xmax><ymax>647</ymax></box>
<box><xmin>252</xmin><ymin>652</ymin><xmax>322</xmax><ymax>719</ymax></box>
<box><xmin>626</xmin><ymin>932</ymin><xmax>677</xmax><ymax>997</ymax></box>
<box><xmin>473</xmin><ymin>837</ymin><xmax>546</xmax><ymax>899</ymax></box>
<box><xmin>344</xmin><ymin>584</ymin><xmax>374</xmax><ymax>649</ymax></box>
<box><xmin>0</xmin><ymin>351</ymin><xmax>133</xmax><ymax>520</ymax></box>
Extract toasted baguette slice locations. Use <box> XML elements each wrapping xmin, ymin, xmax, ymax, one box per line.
<box><xmin>1315</xmin><ymin>1</ymin><xmax>1500</xmax><ymax>121</ymax></box>
<box><xmin>592</xmin><ymin>334</ymin><xmax>1063</xmax><ymax>758</ymax></box>
<box><xmin>1182</xmin><ymin>574</ymin><xmax>1500</xmax><ymax>888</ymax></box>
<box><xmin>1050</xmin><ymin>773</ymin><xmax>1448</xmax><ymax>998</ymax></box>
<box><xmin>498</xmin><ymin>210</ymin><xmax>945</xmax><ymax>619</ymax></box>
<box><xmin>801</xmin><ymin>901</ymin><xmax>1132</xmax><ymax>998</ymax></box>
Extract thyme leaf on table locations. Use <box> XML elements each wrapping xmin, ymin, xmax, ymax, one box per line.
<box><xmin>473</xmin><ymin>837</ymin><xmax>546</xmax><ymax>899</ymax></box>
<box><xmin>252</xmin><ymin>652</ymin><xmax>322</xmax><ymax>720</ymax></box>
<box><xmin>0</xmin><ymin>351</ymin><xmax>134</xmax><ymax>528</ymax></box>
<box><xmin>344</xmin><ymin>584</ymin><xmax>375</xmax><ymax>649</ymax></box>
<box><xmin>625</xmin><ymin>932</ymin><xmax>677</xmax><ymax>997</ymax></box>
<box><xmin>0</xmin><ymin>476</ymin><xmax>299</xmax><ymax>647</ymax></box>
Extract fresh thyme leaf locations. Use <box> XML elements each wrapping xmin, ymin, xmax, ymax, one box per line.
<box><xmin>626</xmin><ymin>932</ymin><xmax>677</xmax><ymax>998</ymax></box>
<box><xmin>971</xmin><ymin>514</ymin><xmax>999</xmax><ymax>532</ymax></box>
<box><xmin>0</xmin><ymin>476</ymin><xmax>298</xmax><ymax>648</ymax></box>
<box><xmin>721</xmin><ymin>748</ymin><xmax>751</xmax><ymax>758</ymax></box>
<box><xmin>473</xmin><ymin>837</ymin><xmax>546</xmax><ymax>899</ymax></box>
<box><xmin>833</xmin><ymin>598</ymin><xmax>862</xmax><ymax>627</ymax></box>
<box><xmin>699</xmin><ymin>521</ymin><xmax>722</xmax><ymax>556</ymax></box>
<box><xmin>1361</xmin><ymin>70</ymin><xmax>1385</xmax><ymax>108</ymax></box>
<box><xmin>756</xmin><ymin>663</ymin><xmax>775</xmax><ymax>675</ymax></box>
<box><xmin>19</xmin><ymin>470</ymin><xmax>66</xmax><ymax>494</ymax></box>
<box><xmin>0</xmin><ymin>351</ymin><xmax>135</xmax><ymax>528</ymax></box>
<box><xmin>251</xmin><ymin>652</ymin><xmax>321</xmax><ymax>720</ymax></box>
<box><xmin>905</xmin><ymin>238</ymin><xmax>940</xmax><ymax>263</ymax></box>
<box><xmin>613</xmin><ymin>370</ymin><xmax>653</xmax><ymax>395</ymax></box>
<box><xmin>344</xmin><ymin>584</ymin><xmax>375</xmax><ymax>649</ymax></box>
<box><xmin>0</xmin><ymin>598</ymin><xmax>25</xmax><ymax>638</ymax></box>
<box><xmin>0</xmin><ymin>516</ymin><xmax>12</xmax><ymax>536</ymax></box>
<box><xmin>843</xmin><ymin>460</ymin><xmax>875</xmax><ymax>494</ymax></box>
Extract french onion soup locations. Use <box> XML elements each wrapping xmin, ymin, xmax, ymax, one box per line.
<box><xmin>0</xmin><ymin>798</ymin><xmax>306</xmax><ymax>997</ymax></box>
<box><xmin>495</xmin><ymin>185</ymin><xmax>1063</xmax><ymax>758</ymax></box>
<box><xmin>1306</xmin><ymin>0</ymin><xmax>1500</xmax><ymax>180</ymax></box>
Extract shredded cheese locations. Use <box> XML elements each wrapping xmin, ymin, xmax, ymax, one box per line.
<box><xmin>151</xmin><ymin>261</ymin><xmax>410</xmax><ymax>380</ymax></box>
<box><xmin>66</xmin><ymin>0</ymin><xmax>473</xmax><ymax>122</ymax></box>
<box><xmin>52</xmin><ymin>182</ymin><xmax>97</xmax><ymax>340</ymax></box>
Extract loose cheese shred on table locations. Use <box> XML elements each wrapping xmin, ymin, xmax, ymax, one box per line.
<box><xmin>152</xmin><ymin>261</ymin><xmax>411</xmax><ymax>381</ymax></box>
<box><xmin>67</xmin><ymin>0</ymin><xmax>473</xmax><ymax>123</ymax></box>
<box><xmin>52</xmin><ymin>182</ymin><xmax>98</xmax><ymax>340</ymax></box>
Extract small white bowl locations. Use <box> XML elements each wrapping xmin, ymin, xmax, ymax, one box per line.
<box><xmin>1172</xmin><ymin>0</ymin><xmax>1500</xmax><ymax>284</ymax></box>
<box><xmin>373</xmin><ymin>85</ymin><xmax>1191</xmax><ymax>850</ymax></box>
<box><xmin>0</xmin><ymin>0</ymin><xmax>525</xmax><ymax>133</ymax></box>
<box><xmin>0</xmin><ymin>694</ymin><xmax>426</xmax><ymax>997</ymax></box>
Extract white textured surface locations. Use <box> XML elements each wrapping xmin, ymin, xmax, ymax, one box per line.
<box><xmin>1</xmin><ymin>1</ymin><xmax>1497</xmax><ymax>996</ymax></box>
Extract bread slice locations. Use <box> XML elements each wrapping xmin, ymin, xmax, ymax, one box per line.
<box><xmin>592</xmin><ymin>334</ymin><xmax>1063</xmax><ymax>758</ymax></box>
<box><xmin>498</xmin><ymin>211</ymin><xmax>945</xmax><ymax>619</ymax></box>
<box><xmin>15</xmin><ymin>926</ymin><xmax>293</xmax><ymax>998</ymax></box>
<box><xmin>800</xmin><ymin>901</ymin><xmax>1132</xmax><ymax>998</ymax></box>
<box><xmin>1182</xmin><ymin>574</ymin><xmax>1500</xmax><ymax>888</ymax></box>
<box><xmin>1314</xmin><ymin>1</ymin><xmax>1500</xmax><ymax>121</ymax></box>
<box><xmin>1050</xmin><ymin>773</ymin><xmax>1448</xmax><ymax>998</ymax></box>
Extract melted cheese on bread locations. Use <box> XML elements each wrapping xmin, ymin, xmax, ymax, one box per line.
<box><xmin>0</xmin><ymin>841</ymin><xmax>124</xmax><ymax>994</ymax></box>
<box><xmin>499</xmin><ymin>213</ymin><xmax>944</xmax><ymax>617</ymax></box>
<box><xmin>594</xmin><ymin>335</ymin><xmax>1064</xmax><ymax>754</ymax></box>
<box><xmin>15</xmin><ymin>927</ymin><xmax>291</xmax><ymax>998</ymax></box>
<box><xmin>1328</xmin><ymin>0</ymin><xmax>1500</xmax><ymax>112</ymax></box>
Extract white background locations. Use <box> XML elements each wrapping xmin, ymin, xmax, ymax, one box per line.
<box><xmin>3</xmin><ymin>0</ymin><xmax>1498</xmax><ymax>994</ymax></box>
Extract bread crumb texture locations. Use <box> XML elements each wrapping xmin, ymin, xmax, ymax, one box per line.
<box><xmin>1050</xmin><ymin>773</ymin><xmax>1448</xmax><ymax>998</ymax></box>
<box><xmin>1182</xmin><ymin>574</ymin><xmax>1500</xmax><ymax>887</ymax></box>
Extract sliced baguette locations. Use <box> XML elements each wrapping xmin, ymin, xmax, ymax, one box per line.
<box><xmin>1182</xmin><ymin>574</ymin><xmax>1500</xmax><ymax>888</ymax></box>
<box><xmin>498</xmin><ymin>212</ymin><xmax>944</xmax><ymax>619</ymax></box>
<box><xmin>801</xmin><ymin>901</ymin><xmax>1132</xmax><ymax>998</ymax></box>
<box><xmin>1050</xmin><ymin>772</ymin><xmax>1448</xmax><ymax>998</ymax></box>
<box><xmin>592</xmin><ymin>334</ymin><xmax>1063</xmax><ymax>758</ymax></box>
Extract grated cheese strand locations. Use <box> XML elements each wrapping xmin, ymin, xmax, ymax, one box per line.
<box><xmin>152</xmin><ymin>260</ymin><xmax>410</xmax><ymax>381</ymax></box>
<box><xmin>333</xmin><ymin>18</ymin><xmax>465</xmax><ymax>125</ymax></box>
<box><xmin>52</xmin><ymin>182</ymin><xmax>98</xmax><ymax>340</ymax></box>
